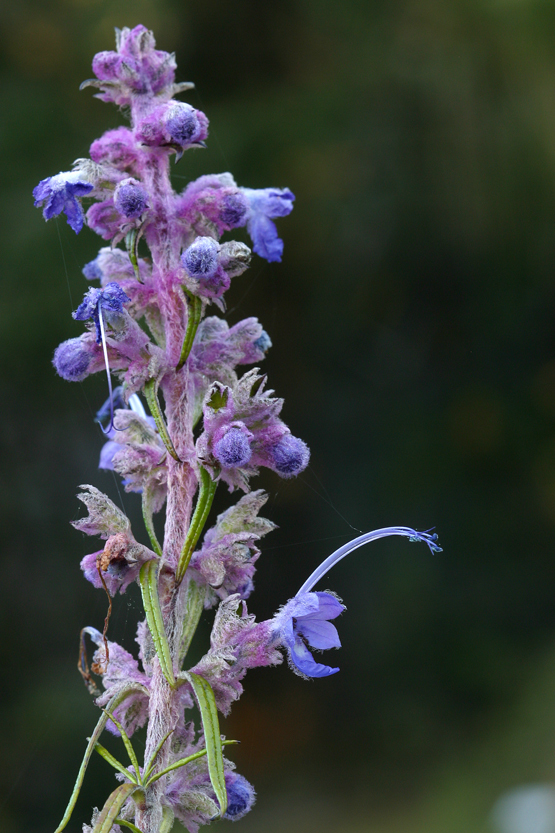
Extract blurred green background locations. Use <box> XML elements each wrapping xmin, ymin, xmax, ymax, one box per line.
<box><xmin>4</xmin><ymin>0</ymin><xmax>555</xmax><ymax>831</ymax></box>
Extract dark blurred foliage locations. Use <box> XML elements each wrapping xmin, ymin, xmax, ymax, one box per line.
<box><xmin>3</xmin><ymin>1</ymin><xmax>555</xmax><ymax>831</ymax></box>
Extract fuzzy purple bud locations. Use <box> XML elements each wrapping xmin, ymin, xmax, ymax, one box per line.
<box><xmin>53</xmin><ymin>337</ymin><xmax>92</xmax><ymax>381</ymax></box>
<box><xmin>269</xmin><ymin>434</ymin><xmax>310</xmax><ymax>477</ymax></box>
<box><xmin>114</xmin><ymin>178</ymin><xmax>148</xmax><ymax>219</ymax></box>
<box><xmin>182</xmin><ymin>237</ymin><xmax>219</xmax><ymax>278</ymax></box>
<box><xmin>214</xmin><ymin>426</ymin><xmax>253</xmax><ymax>469</ymax></box>
<box><xmin>219</xmin><ymin>192</ymin><xmax>248</xmax><ymax>228</ymax></box>
<box><xmin>224</xmin><ymin>773</ymin><xmax>256</xmax><ymax>821</ymax></box>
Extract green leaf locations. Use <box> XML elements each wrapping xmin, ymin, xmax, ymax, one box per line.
<box><xmin>178</xmin><ymin>580</ymin><xmax>206</xmax><ymax>666</ymax></box>
<box><xmin>176</xmin><ymin>292</ymin><xmax>203</xmax><ymax>370</ymax></box>
<box><xmin>145</xmin><ymin>740</ymin><xmax>238</xmax><ymax>787</ymax></box>
<box><xmin>176</xmin><ymin>468</ymin><xmax>218</xmax><ymax>585</ymax></box>
<box><xmin>102</xmin><ymin>710</ymin><xmax>141</xmax><ymax>783</ymax></box>
<box><xmin>180</xmin><ymin>672</ymin><xmax>228</xmax><ymax>816</ymax></box>
<box><xmin>53</xmin><ymin>684</ymin><xmax>147</xmax><ymax>833</ymax></box>
<box><xmin>160</xmin><ymin>806</ymin><xmax>175</xmax><ymax>833</ymax></box>
<box><xmin>115</xmin><ymin>819</ymin><xmax>142</xmax><ymax>833</ymax></box>
<box><xmin>139</xmin><ymin>560</ymin><xmax>176</xmax><ymax>687</ymax></box>
<box><xmin>94</xmin><ymin>742</ymin><xmax>138</xmax><ymax>783</ymax></box>
<box><xmin>143</xmin><ymin>727</ymin><xmax>175</xmax><ymax>781</ymax></box>
<box><xmin>144</xmin><ymin>378</ymin><xmax>180</xmax><ymax>462</ymax></box>
<box><xmin>142</xmin><ymin>485</ymin><xmax>163</xmax><ymax>557</ymax></box>
<box><xmin>91</xmin><ymin>782</ymin><xmax>137</xmax><ymax>833</ymax></box>
<box><xmin>125</xmin><ymin>228</ymin><xmax>141</xmax><ymax>282</ymax></box>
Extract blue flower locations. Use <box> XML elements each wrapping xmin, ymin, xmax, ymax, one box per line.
<box><xmin>274</xmin><ymin>526</ymin><xmax>442</xmax><ymax>678</ymax></box>
<box><xmin>242</xmin><ymin>187</ymin><xmax>295</xmax><ymax>263</ymax></box>
<box><xmin>73</xmin><ymin>282</ymin><xmax>130</xmax><ymax>343</ymax></box>
<box><xmin>275</xmin><ymin>591</ymin><xmax>345</xmax><ymax>678</ymax></box>
<box><xmin>33</xmin><ymin>171</ymin><xmax>94</xmax><ymax>233</ymax></box>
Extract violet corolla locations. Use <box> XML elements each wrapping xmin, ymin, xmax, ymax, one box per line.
<box><xmin>36</xmin><ymin>25</ymin><xmax>439</xmax><ymax>833</ymax></box>
<box><xmin>273</xmin><ymin>528</ymin><xmax>442</xmax><ymax>677</ymax></box>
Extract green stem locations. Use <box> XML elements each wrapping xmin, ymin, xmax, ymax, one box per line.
<box><xmin>142</xmin><ymin>485</ymin><xmax>163</xmax><ymax>557</ymax></box>
<box><xmin>143</xmin><ymin>378</ymin><xmax>180</xmax><ymax>462</ymax></box>
<box><xmin>176</xmin><ymin>292</ymin><xmax>202</xmax><ymax>370</ymax></box>
<box><xmin>175</xmin><ymin>468</ymin><xmax>218</xmax><ymax>585</ymax></box>
<box><xmin>53</xmin><ymin>685</ymin><xmax>148</xmax><ymax>833</ymax></box>
<box><xmin>139</xmin><ymin>560</ymin><xmax>176</xmax><ymax>687</ymax></box>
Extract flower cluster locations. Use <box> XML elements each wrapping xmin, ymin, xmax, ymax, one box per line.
<box><xmin>36</xmin><ymin>25</ymin><xmax>440</xmax><ymax>833</ymax></box>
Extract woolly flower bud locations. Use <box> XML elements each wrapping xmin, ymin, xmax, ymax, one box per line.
<box><xmin>114</xmin><ymin>177</ymin><xmax>148</xmax><ymax>219</ymax></box>
<box><xmin>219</xmin><ymin>192</ymin><xmax>248</xmax><ymax>228</ymax></box>
<box><xmin>135</xmin><ymin>101</ymin><xmax>208</xmax><ymax>158</ymax></box>
<box><xmin>53</xmin><ymin>337</ymin><xmax>92</xmax><ymax>381</ymax></box>
<box><xmin>269</xmin><ymin>434</ymin><xmax>310</xmax><ymax>476</ymax></box>
<box><xmin>223</xmin><ymin>773</ymin><xmax>256</xmax><ymax>821</ymax></box>
<box><xmin>214</xmin><ymin>425</ymin><xmax>253</xmax><ymax>469</ymax></box>
<box><xmin>182</xmin><ymin>236</ymin><xmax>219</xmax><ymax>278</ymax></box>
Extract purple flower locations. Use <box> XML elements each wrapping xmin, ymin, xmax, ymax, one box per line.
<box><xmin>33</xmin><ymin>171</ymin><xmax>94</xmax><ymax>233</ymax></box>
<box><xmin>242</xmin><ymin>187</ymin><xmax>295</xmax><ymax>262</ymax></box>
<box><xmin>85</xmin><ymin>26</ymin><xmax>178</xmax><ymax>107</ymax></box>
<box><xmin>73</xmin><ymin>282</ymin><xmax>130</xmax><ymax>343</ymax></box>
<box><xmin>114</xmin><ymin>177</ymin><xmax>148</xmax><ymax>219</ymax></box>
<box><xmin>274</xmin><ymin>591</ymin><xmax>345</xmax><ymax>678</ymax></box>
<box><xmin>274</xmin><ymin>527</ymin><xmax>442</xmax><ymax>677</ymax></box>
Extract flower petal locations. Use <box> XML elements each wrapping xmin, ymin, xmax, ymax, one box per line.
<box><xmin>297</xmin><ymin>618</ymin><xmax>341</xmax><ymax>650</ymax></box>
<box><xmin>290</xmin><ymin>638</ymin><xmax>339</xmax><ymax>678</ymax></box>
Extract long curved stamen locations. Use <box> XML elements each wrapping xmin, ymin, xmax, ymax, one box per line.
<box><xmin>97</xmin><ymin>304</ymin><xmax>117</xmax><ymax>435</ymax></box>
<box><xmin>297</xmin><ymin>526</ymin><xmax>442</xmax><ymax>595</ymax></box>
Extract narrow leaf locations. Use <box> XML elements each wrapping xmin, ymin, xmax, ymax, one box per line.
<box><xmin>143</xmin><ymin>727</ymin><xmax>175</xmax><ymax>781</ymax></box>
<box><xmin>160</xmin><ymin>806</ymin><xmax>175</xmax><ymax>833</ymax></box>
<box><xmin>115</xmin><ymin>820</ymin><xmax>142</xmax><ymax>833</ymax></box>
<box><xmin>181</xmin><ymin>672</ymin><xmax>227</xmax><ymax>816</ymax></box>
<box><xmin>178</xmin><ymin>580</ymin><xmax>206</xmax><ymax>666</ymax></box>
<box><xmin>125</xmin><ymin>228</ymin><xmax>141</xmax><ymax>282</ymax></box>
<box><xmin>142</xmin><ymin>485</ymin><xmax>163</xmax><ymax>557</ymax></box>
<box><xmin>91</xmin><ymin>782</ymin><xmax>137</xmax><ymax>833</ymax></box>
<box><xmin>94</xmin><ymin>742</ymin><xmax>138</xmax><ymax>783</ymax></box>
<box><xmin>53</xmin><ymin>684</ymin><xmax>147</xmax><ymax>833</ymax></box>
<box><xmin>176</xmin><ymin>468</ymin><xmax>218</xmax><ymax>585</ymax></box>
<box><xmin>102</xmin><ymin>710</ymin><xmax>141</xmax><ymax>783</ymax></box>
<box><xmin>176</xmin><ymin>292</ymin><xmax>203</xmax><ymax>370</ymax></box>
<box><xmin>144</xmin><ymin>378</ymin><xmax>180</xmax><ymax>461</ymax></box>
<box><xmin>139</xmin><ymin>560</ymin><xmax>176</xmax><ymax>687</ymax></box>
<box><xmin>145</xmin><ymin>740</ymin><xmax>237</xmax><ymax>786</ymax></box>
